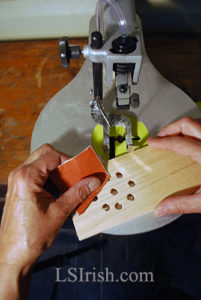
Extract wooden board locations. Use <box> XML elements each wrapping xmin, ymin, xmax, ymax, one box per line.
<box><xmin>0</xmin><ymin>39</ymin><xmax>86</xmax><ymax>184</ymax></box>
<box><xmin>73</xmin><ymin>146</ymin><xmax>201</xmax><ymax>240</ymax></box>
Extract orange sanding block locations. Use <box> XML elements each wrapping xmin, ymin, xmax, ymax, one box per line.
<box><xmin>50</xmin><ymin>146</ymin><xmax>110</xmax><ymax>215</ymax></box>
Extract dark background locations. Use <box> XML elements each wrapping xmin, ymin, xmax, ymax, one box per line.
<box><xmin>136</xmin><ymin>0</ymin><xmax>201</xmax><ymax>33</ymax></box>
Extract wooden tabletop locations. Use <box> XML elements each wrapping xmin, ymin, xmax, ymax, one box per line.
<box><xmin>0</xmin><ymin>34</ymin><xmax>200</xmax><ymax>184</ymax></box>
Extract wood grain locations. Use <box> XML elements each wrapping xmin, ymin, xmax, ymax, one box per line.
<box><xmin>73</xmin><ymin>146</ymin><xmax>201</xmax><ymax>240</ymax></box>
<box><xmin>0</xmin><ymin>39</ymin><xmax>86</xmax><ymax>183</ymax></box>
<box><xmin>0</xmin><ymin>34</ymin><xmax>200</xmax><ymax>184</ymax></box>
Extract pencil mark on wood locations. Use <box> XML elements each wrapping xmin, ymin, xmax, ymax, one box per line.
<box><xmin>35</xmin><ymin>55</ymin><xmax>49</xmax><ymax>88</ymax></box>
<box><xmin>4</xmin><ymin>118</ymin><xmax>18</xmax><ymax>128</ymax></box>
<box><xmin>0</xmin><ymin>108</ymin><xmax>5</xmax><ymax>117</ymax></box>
<box><xmin>0</xmin><ymin>129</ymin><xmax>4</xmax><ymax>138</ymax></box>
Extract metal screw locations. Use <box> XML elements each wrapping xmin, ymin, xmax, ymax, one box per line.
<box><xmin>119</xmin><ymin>84</ymin><xmax>128</xmax><ymax>93</ymax></box>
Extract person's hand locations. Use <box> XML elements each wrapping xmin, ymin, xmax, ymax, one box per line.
<box><xmin>148</xmin><ymin>117</ymin><xmax>201</xmax><ymax>217</ymax></box>
<box><xmin>0</xmin><ymin>144</ymin><xmax>100</xmax><ymax>299</ymax></box>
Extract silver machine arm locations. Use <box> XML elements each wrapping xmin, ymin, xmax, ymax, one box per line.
<box><xmin>59</xmin><ymin>0</ymin><xmax>142</xmax><ymax>159</ymax></box>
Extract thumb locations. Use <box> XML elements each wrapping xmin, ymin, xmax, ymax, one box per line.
<box><xmin>57</xmin><ymin>176</ymin><xmax>100</xmax><ymax>215</ymax></box>
<box><xmin>154</xmin><ymin>190</ymin><xmax>201</xmax><ymax>216</ymax></box>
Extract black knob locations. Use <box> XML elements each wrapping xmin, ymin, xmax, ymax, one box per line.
<box><xmin>110</xmin><ymin>35</ymin><xmax>138</xmax><ymax>54</ymax></box>
<box><xmin>91</xmin><ymin>31</ymin><xmax>103</xmax><ymax>49</ymax></box>
<box><xmin>59</xmin><ymin>37</ymin><xmax>81</xmax><ymax>68</ymax></box>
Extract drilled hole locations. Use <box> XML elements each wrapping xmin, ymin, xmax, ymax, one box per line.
<box><xmin>115</xmin><ymin>202</ymin><xmax>122</xmax><ymax>210</ymax></box>
<box><xmin>127</xmin><ymin>194</ymin><xmax>135</xmax><ymax>201</ymax></box>
<box><xmin>128</xmin><ymin>180</ymin><xmax>135</xmax><ymax>187</ymax></box>
<box><xmin>93</xmin><ymin>196</ymin><xmax>98</xmax><ymax>201</ymax></box>
<box><xmin>102</xmin><ymin>204</ymin><xmax>110</xmax><ymax>211</ymax></box>
<box><xmin>110</xmin><ymin>188</ymin><xmax>118</xmax><ymax>195</ymax></box>
<box><xmin>116</xmin><ymin>172</ymin><xmax>123</xmax><ymax>178</ymax></box>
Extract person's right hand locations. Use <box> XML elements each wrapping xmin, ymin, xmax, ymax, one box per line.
<box><xmin>148</xmin><ymin>117</ymin><xmax>201</xmax><ymax>217</ymax></box>
<box><xmin>0</xmin><ymin>144</ymin><xmax>100</xmax><ymax>277</ymax></box>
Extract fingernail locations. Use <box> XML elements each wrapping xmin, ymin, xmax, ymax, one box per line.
<box><xmin>156</xmin><ymin>133</ymin><xmax>164</xmax><ymax>137</ymax></box>
<box><xmin>154</xmin><ymin>206</ymin><xmax>168</xmax><ymax>217</ymax></box>
<box><xmin>89</xmin><ymin>178</ymin><xmax>100</xmax><ymax>192</ymax></box>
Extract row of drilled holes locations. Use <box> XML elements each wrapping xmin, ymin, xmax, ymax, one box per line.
<box><xmin>116</xmin><ymin>172</ymin><xmax>135</xmax><ymax>187</ymax></box>
<box><xmin>111</xmin><ymin>188</ymin><xmax>134</xmax><ymax>200</ymax></box>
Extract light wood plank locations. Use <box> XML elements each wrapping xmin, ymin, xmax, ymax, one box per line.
<box><xmin>73</xmin><ymin>146</ymin><xmax>201</xmax><ymax>240</ymax></box>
